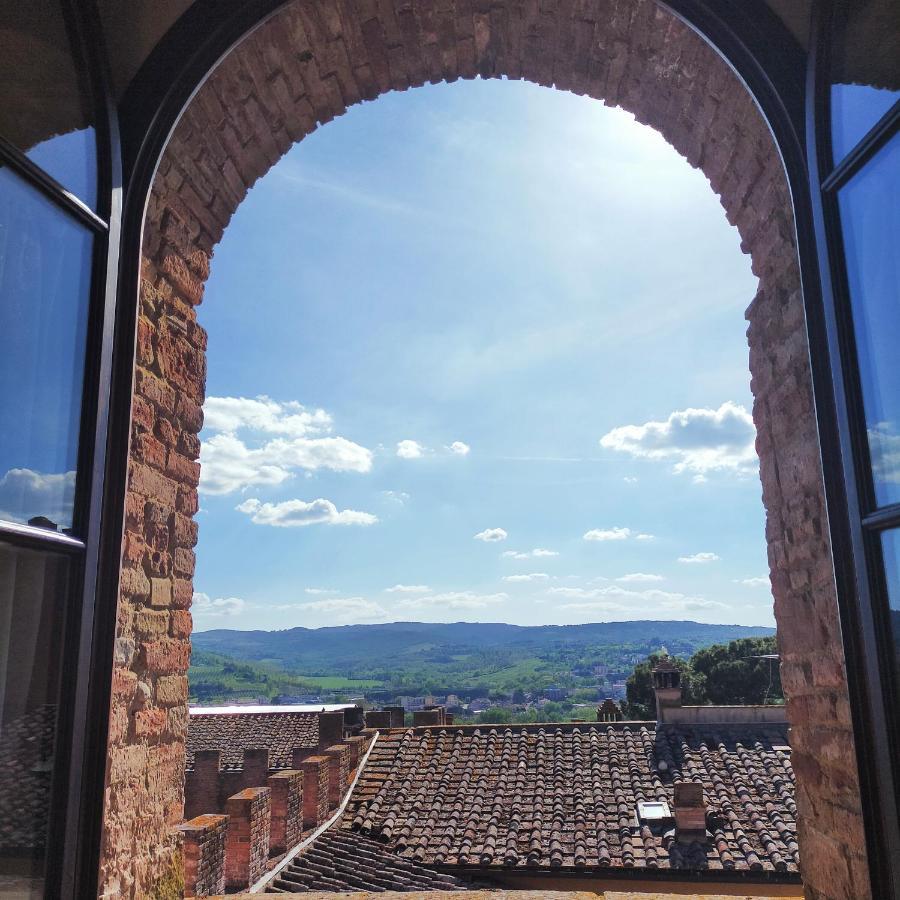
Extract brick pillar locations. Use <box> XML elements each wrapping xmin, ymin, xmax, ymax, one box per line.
<box><xmin>224</xmin><ymin>787</ymin><xmax>271</xmax><ymax>889</ymax></box>
<box><xmin>323</xmin><ymin>744</ymin><xmax>351</xmax><ymax>807</ymax></box>
<box><xmin>445</xmin><ymin>713</ymin><xmax>455</xmax><ymax>725</ymax></box>
<box><xmin>299</xmin><ymin>756</ymin><xmax>329</xmax><ymax>828</ymax></box>
<box><xmin>184</xmin><ymin>749</ymin><xmax>222</xmax><ymax>819</ymax></box>
<box><xmin>384</xmin><ymin>705</ymin><xmax>405</xmax><ymax>727</ymax></box>
<box><xmin>413</xmin><ymin>708</ymin><xmax>442</xmax><ymax>726</ymax></box>
<box><xmin>242</xmin><ymin>748</ymin><xmax>270</xmax><ymax>788</ymax></box>
<box><xmin>317</xmin><ymin>710</ymin><xmax>344</xmax><ymax>750</ymax></box>
<box><xmin>267</xmin><ymin>770</ymin><xmax>302</xmax><ymax>854</ymax></box>
<box><xmin>364</xmin><ymin>710</ymin><xmax>391</xmax><ymax>728</ymax></box>
<box><xmin>291</xmin><ymin>746</ymin><xmax>314</xmax><ymax>768</ymax></box>
<box><xmin>178</xmin><ymin>814</ymin><xmax>226</xmax><ymax>897</ymax></box>
<box><xmin>345</xmin><ymin>734</ymin><xmax>367</xmax><ymax>770</ymax></box>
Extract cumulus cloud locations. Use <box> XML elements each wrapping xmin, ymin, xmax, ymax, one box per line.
<box><xmin>199</xmin><ymin>395</ymin><xmax>372</xmax><ymax>494</ymax></box>
<box><xmin>636</xmin><ymin>533</ymin><xmax>656</xmax><ymax>541</ymax></box>
<box><xmin>617</xmin><ymin>573</ymin><xmax>664</xmax><ymax>583</ymax></box>
<box><xmin>384</xmin><ymin>584</ymin><xmax>432</xmax><ymax>594</ymax></box>
<box><xmin>474</xmin><ymin>527</ymin><xmax>508</xmax><ymax>542</ymax></box>
<box><xmin>678</xmin><ymin>552</ymin><xmax>720</xmax><ymax>564</ymax></box>
<box><xmin>236</xmin><ymin>497</ymin><xmax>378</xmax><ymax>527</ymax></box>
<box><xmin>203</xmin><ymin>396</ymin><xmax>331</xmax><ymax>437</ymax></box>
<box><xmin>396</xmin><ymin>440</ymin><xmax>425</xmax><ymax>459</ymax></box>
<box><xmin>584</xmin><ymin>527</ymin><xmax>631</xmax><ymax>542</ymax></box>
<box><xmin>502</xmin><ymin>548</ymin><xmax>559</xmax><ymax>559</ymax></box>
<box><xmin>0</xmin><ymin>468</ymin><xmax>76</xmax><ymax>526</ymax></box>
<box><xmin>449</xmin><ymin>441</ymin><xmax>471</xmax><ymax>456</ymax></box>
<box><xmin>395</xmin><ymin>590</ymin><xmax>508</xmax><ymax>610</ymax></box>
<box><xmin>548</xmin><ymin>585</ymin><xmax>722</xmax><ymax>613</ymax></box>
<box><xmin>192</xmin><ymin>592</ymin><xmax>246</xmax><ymax>617</ymax></box>
<box><xmin>599</xmin><ymin>401</ymin><xmax>758</xmax><ymax>476</ymax></box>
<box><xmin>305</xmin><ymin>587</ymin><xmax>339</xmax><ymax>595</ymax></box>
<box><xmin>736</xmin><ymin>576</ymin><xmax>769</xmax><ymax>588</ymax></box>
<box><xmin>502</xmin><ymin>573</ymin><xmax>549</xmax><ymax>583</ymax></box>
<box><xmin>288</xmin><ymin>597</ymin><xmax>388</xmax><ymax>622</ymax></box>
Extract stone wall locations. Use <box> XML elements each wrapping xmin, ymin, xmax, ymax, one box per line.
<box><xmin>101</xmin><ymin>0</ymin><xmax>870</xmax><ymax>897</ymax></box>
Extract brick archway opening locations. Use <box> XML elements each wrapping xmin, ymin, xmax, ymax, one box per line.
<box><xmin>105</xmin><ymin>2</ymin><xmax>868</xmax><ymax>898</ymax></box>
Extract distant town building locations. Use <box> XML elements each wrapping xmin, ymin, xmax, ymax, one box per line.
<box><xmin>544</xmin><ymin>686</ymin><xmax>568</xmax><ymax>701</ymax></box>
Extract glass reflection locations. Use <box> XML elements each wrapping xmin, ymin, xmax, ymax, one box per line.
<box><xmin>0</xmin><ymin>545</ymin><xmax>69</xmax><ymax>898</ymax></box>
<box><xmin>830</xmin><ymin>0</ymin><xmax>900</xmax><ymax>163</ymax></box>
<box><xmin>839</xmin><ymin>134</ymin><xmax>900</xmax><ymax>507</ymax></box>
<box><xmin>0</xmin><ymin>168</ymin><xmax>92</xmax><ymax>531</ymax></box>
<box><xmin>0</xmin><ymin>1</ymin><xmax>97</xmax><ymax>207</ymax></box>
<box><xmin>882</xmin><ymin>530</ymin><xmax>900</xmax><ymax>697</ymax></box>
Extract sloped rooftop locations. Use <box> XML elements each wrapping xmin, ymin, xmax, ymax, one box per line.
<box><xmin>343</xmin><ymin>722</ymin><xmax>799</xmax><ymax>877</ymax></box>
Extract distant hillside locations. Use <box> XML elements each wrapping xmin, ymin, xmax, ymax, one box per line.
<box><xmin>191</xmin><ymin>620</ymin><xmax>774</xmax><ymax>696</ymax></box>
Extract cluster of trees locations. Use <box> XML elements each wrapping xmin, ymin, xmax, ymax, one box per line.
<box><xmin>623</xmin><ymin>636</ymin><xmax>783</xmax><ymax>718</ymax></box>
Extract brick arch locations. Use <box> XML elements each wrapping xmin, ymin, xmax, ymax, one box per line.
<box><xmin>105</xmin><ymin>1</ymin><xmax>868</xmax><ymax>897</ymax></box>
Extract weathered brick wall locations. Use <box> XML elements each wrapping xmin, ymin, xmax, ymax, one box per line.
<box><xmin>101</xmin><ymin>1</ymin><xmax>870</xmax><ymax>897</ymax></box>
<box><xmin>177</xmin><ymin>813</ymin><xmax>226</xmax><ymax>897</ymax></box>
<box><xmin>224</xmin><ymin>787</ymin><xmax>270</xmax><ymax>889</ymax></box>
<box><xmin>323</xmin><ymin>743</ymin><xmax>351</xmax><ymax>807</ymax></box>
<box><xmin>299</xmin><ymin>755</ymin><xmax>330</xmax><ymax>829</ymax></box>
<box><xmin>267</xmin><ymin>770</ymin><xmax>303</xmax><ymax>853</ymax></box>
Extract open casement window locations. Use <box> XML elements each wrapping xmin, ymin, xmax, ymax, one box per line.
<box><xmin>0</xmin><ymin>1</ymin><xmax>119</xmax><ymax>895</ymax></box>
<box><xmin>810</xmin><ymin>2</ymin><xmax>900</xmax><ymax>895</ymax></box>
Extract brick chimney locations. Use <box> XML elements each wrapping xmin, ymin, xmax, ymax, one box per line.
<box><xmin>673</xmin><ymin>782</ymin><xmax>706</xmax><ymax>842</ymax></box>
<box><xmin>652</xmin><ymin>657</ymin><xmax>682</xmax><ymax>721</ymax></box>
<box><xmin>596</xmin><ymin>698</ymin><xmax>621</xmax><ymax>722</ymax></box>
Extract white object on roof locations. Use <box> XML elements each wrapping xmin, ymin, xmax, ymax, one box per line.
<box><xmin>189</xmin><ymin>703</ymin><xmax>358</xmax><ymax>716</ymax></box>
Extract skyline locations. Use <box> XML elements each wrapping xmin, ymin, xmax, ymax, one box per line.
<box><xmin>193</xmin><ymin>78</ymin><xmax>771</xmax><ymax>632</ymax></box>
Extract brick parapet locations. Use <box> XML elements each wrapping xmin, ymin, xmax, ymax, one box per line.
<box><xmin>224</xmin><ymin>787</ymin><xmax>270</xmax><ymax>889</ymax></box>
<box><xmin>299</xmin><ymin>755</ymin><xmax>329</xmax><ymax>829</ymax></box>
<box><xmin>101</xmin><ymin>1</ymin><xmax>869</xmax><ymax>897</ymax></box>
<box><xmin>323</xmin><ymin>743</ymin><xmax>351</xmax><ymax>807</ymax></box>
<box><xmin>267</xmin><ymin>770</ymin><xmax>303</xmax><ymax>853</ymax></box>
<box><xmin>178</xmin><ymin>813</ymin><xmax>226</xmax><ymax>897</ymax></box>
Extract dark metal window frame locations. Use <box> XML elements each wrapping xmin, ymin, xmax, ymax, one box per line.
<box><xmin>0</xmin><ymin>0</ymin><xmax>121</xmax><ymax>896</ymax></box>
<box><xmin>805</xmin><ymin>2</ymin><xmax>900</xmax><ymax>897</ymax></box>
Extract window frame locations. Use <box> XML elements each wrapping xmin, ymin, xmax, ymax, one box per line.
<box><xmin>806</xmin><ymin>3</ymin><xmax>900</xmax><ymax>897</ymax></box>
<box><xmin>0</xmin><ymin>0</ymin><xmax>121</xmax><ymax>895</ymax></box>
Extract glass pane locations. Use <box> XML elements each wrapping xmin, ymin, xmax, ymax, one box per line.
<box><xmin>0</xmin><ymin>168</ymin><xmax>92</xmax><ymax>532</ymax></box>
<box><xmin>0</xmin><ymin>544</ymin><xmax>70</xmax><ymax>897</ymax></box>
<box><xmin>882</xmin><ymin>530</ymin><xmax>900</xmax><ymax>697</ymax></box>
<box><xmin>0</xmin><ymin>0</ymin><xmax>97</xmax><ymax>207</ymax></box>
<box><xmin>830</xmin><ymin>0</ymin><xmax>900</xmax><ymax>164</ymax></box>
<box><xmin>838</xmin><ymin>134</ymin><xmax>900</xmax><ymax>507</ymax></box>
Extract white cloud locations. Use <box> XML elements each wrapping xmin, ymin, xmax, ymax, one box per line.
<box><xmin>396</xmin><ymin>440</ymin><xmax>425</xmax><ymax>459</ymax></box>
<box><xmin>869</xmin><ymin>423</ymin><xmax>900</xmax><ymax>485</ymax></box>
<box><xmin>192</xmin><ymin>592</ymin><xmax>246</xmax><ymax>617</ymax></box>
<box><xmin>384</xmin><ymin>584</ymin><xmax>432</xmax><ymax>594</ymax></box>
<box><xmin>735</xmin><ymin>576</ymin><xmax>769</xmax><ymax>588</ymax></box>
<box><xmin>381</xmin><ymin>490</ymin><xmax>410</xmax><ymax>504</ymax></box>
<box><xmin>599</xmin><ymin>401</ymin><xmax>758</xmax><ymax>476</ymax></box>
<box><xmin>502</xmin><ymin>573</ymin><xmax>549</xmax><ymax>583</ymax></box>
<box><xmin>236</xmin><ymin>497</ymin><xmax>378</xmax><ymax>527</ymax></box>
<box><xmin>502</xmin><ymin>548</ymin><xmax>559</xmax><ymax>559</ymax></box>
<box><xmin>0</xmin><ymin>468</ymin><xmax>76</xmax><ymax>526</ymax></box>
<box><xmin>617</xmin><ymin>573</ymin><xmax>664</xmax><ymax>583</ymax></box>
<box><xmin>203</xmin><ymin>396</ymin><xmax>331</xmax><ymax>437</ymax></box>
<box><xmin>623</xmin><ymin>476</ymin><xmax>639</xmax><ymax>484</ymax></box>
<box><xmin>636</xmin><ymin>533</ymin><xmax>656</xmax><ymax>541</ymax></box>
<box><xmin>395</xmin><ymin>590</ymin><xmax>508</xmax><ymax>610</ymax></box>
<box><xmin>200</xmin><ymin>432</ymin><xmax>372</xmax><ymax>494</ymax></box>
<box><xmin>449</xmin><ymin>441</ymin><xmax>471</xmax><ymax>456</ymax></box>
<box><xmin>678</xmin><ymin>552</ymin><xmax>720</xmax><ymax>564</ymax></box>
<box><xmin>305</xmin><ymin>588</ymin><xmax>339</xmax><ymax>595</ymax></box>
<box><xmin>291</xmin><ymin>597</ymin><xmax>388</xmax><ymax>622</ymax></box>
<box><xmin>584</xmin><ymin>527</ymin><xmax>631</xmax><ymax>542</ymax></box>
<box><xmin>198</xmin><ymin>396</ymin><xmax>372</xmax><ymax>495</ymax></box>
<box><xmin>474</xmin><ymin>527</ymin><xmax>508</xmax><ymax>542</ymax></box>
<box><xmin>548</xmin><ymin>584</ymin><xmax>722</xmax><ymax>613</ymax></box>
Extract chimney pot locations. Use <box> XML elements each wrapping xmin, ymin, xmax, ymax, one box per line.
<box><xmin>673</xmin><ymin>781</ymin><xmax>706</xmax><ymax>842</ymax></box>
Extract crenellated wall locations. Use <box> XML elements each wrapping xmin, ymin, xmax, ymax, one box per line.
<box><xmin>101</xmin><ymin>1</ymin><xmax>869</xmax><ymax>897</ymax></box>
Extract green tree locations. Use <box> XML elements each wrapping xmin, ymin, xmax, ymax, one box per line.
<box><xmin>623</xmin><ymin>653</ymin><xmax>706</xmax><ymax>719</ymax></box>
<box><xmin>689</xmin><ymin>636</ymin><xmax>782</xmax><ymax>704</ymax></box>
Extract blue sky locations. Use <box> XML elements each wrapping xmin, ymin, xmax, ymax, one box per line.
<box><xmin>192</xmin><ymin>78</ymin><xmax>772</xmax><ymax>631</ymax></box>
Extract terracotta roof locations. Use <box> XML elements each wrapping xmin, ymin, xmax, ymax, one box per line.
<box><xmin>345</xmin><ymin>723</ymin><xmax>799</xmax><ymax>877</ymax></box>
<box><xmin>186</xmin><ymin>710</ymin><xmax>318</xmax><ymax>770</ymax></box>
<box><xmin>266</xmin><ymin>826</ymin><xmax>471</xmax><ymax>893</ymax></box>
